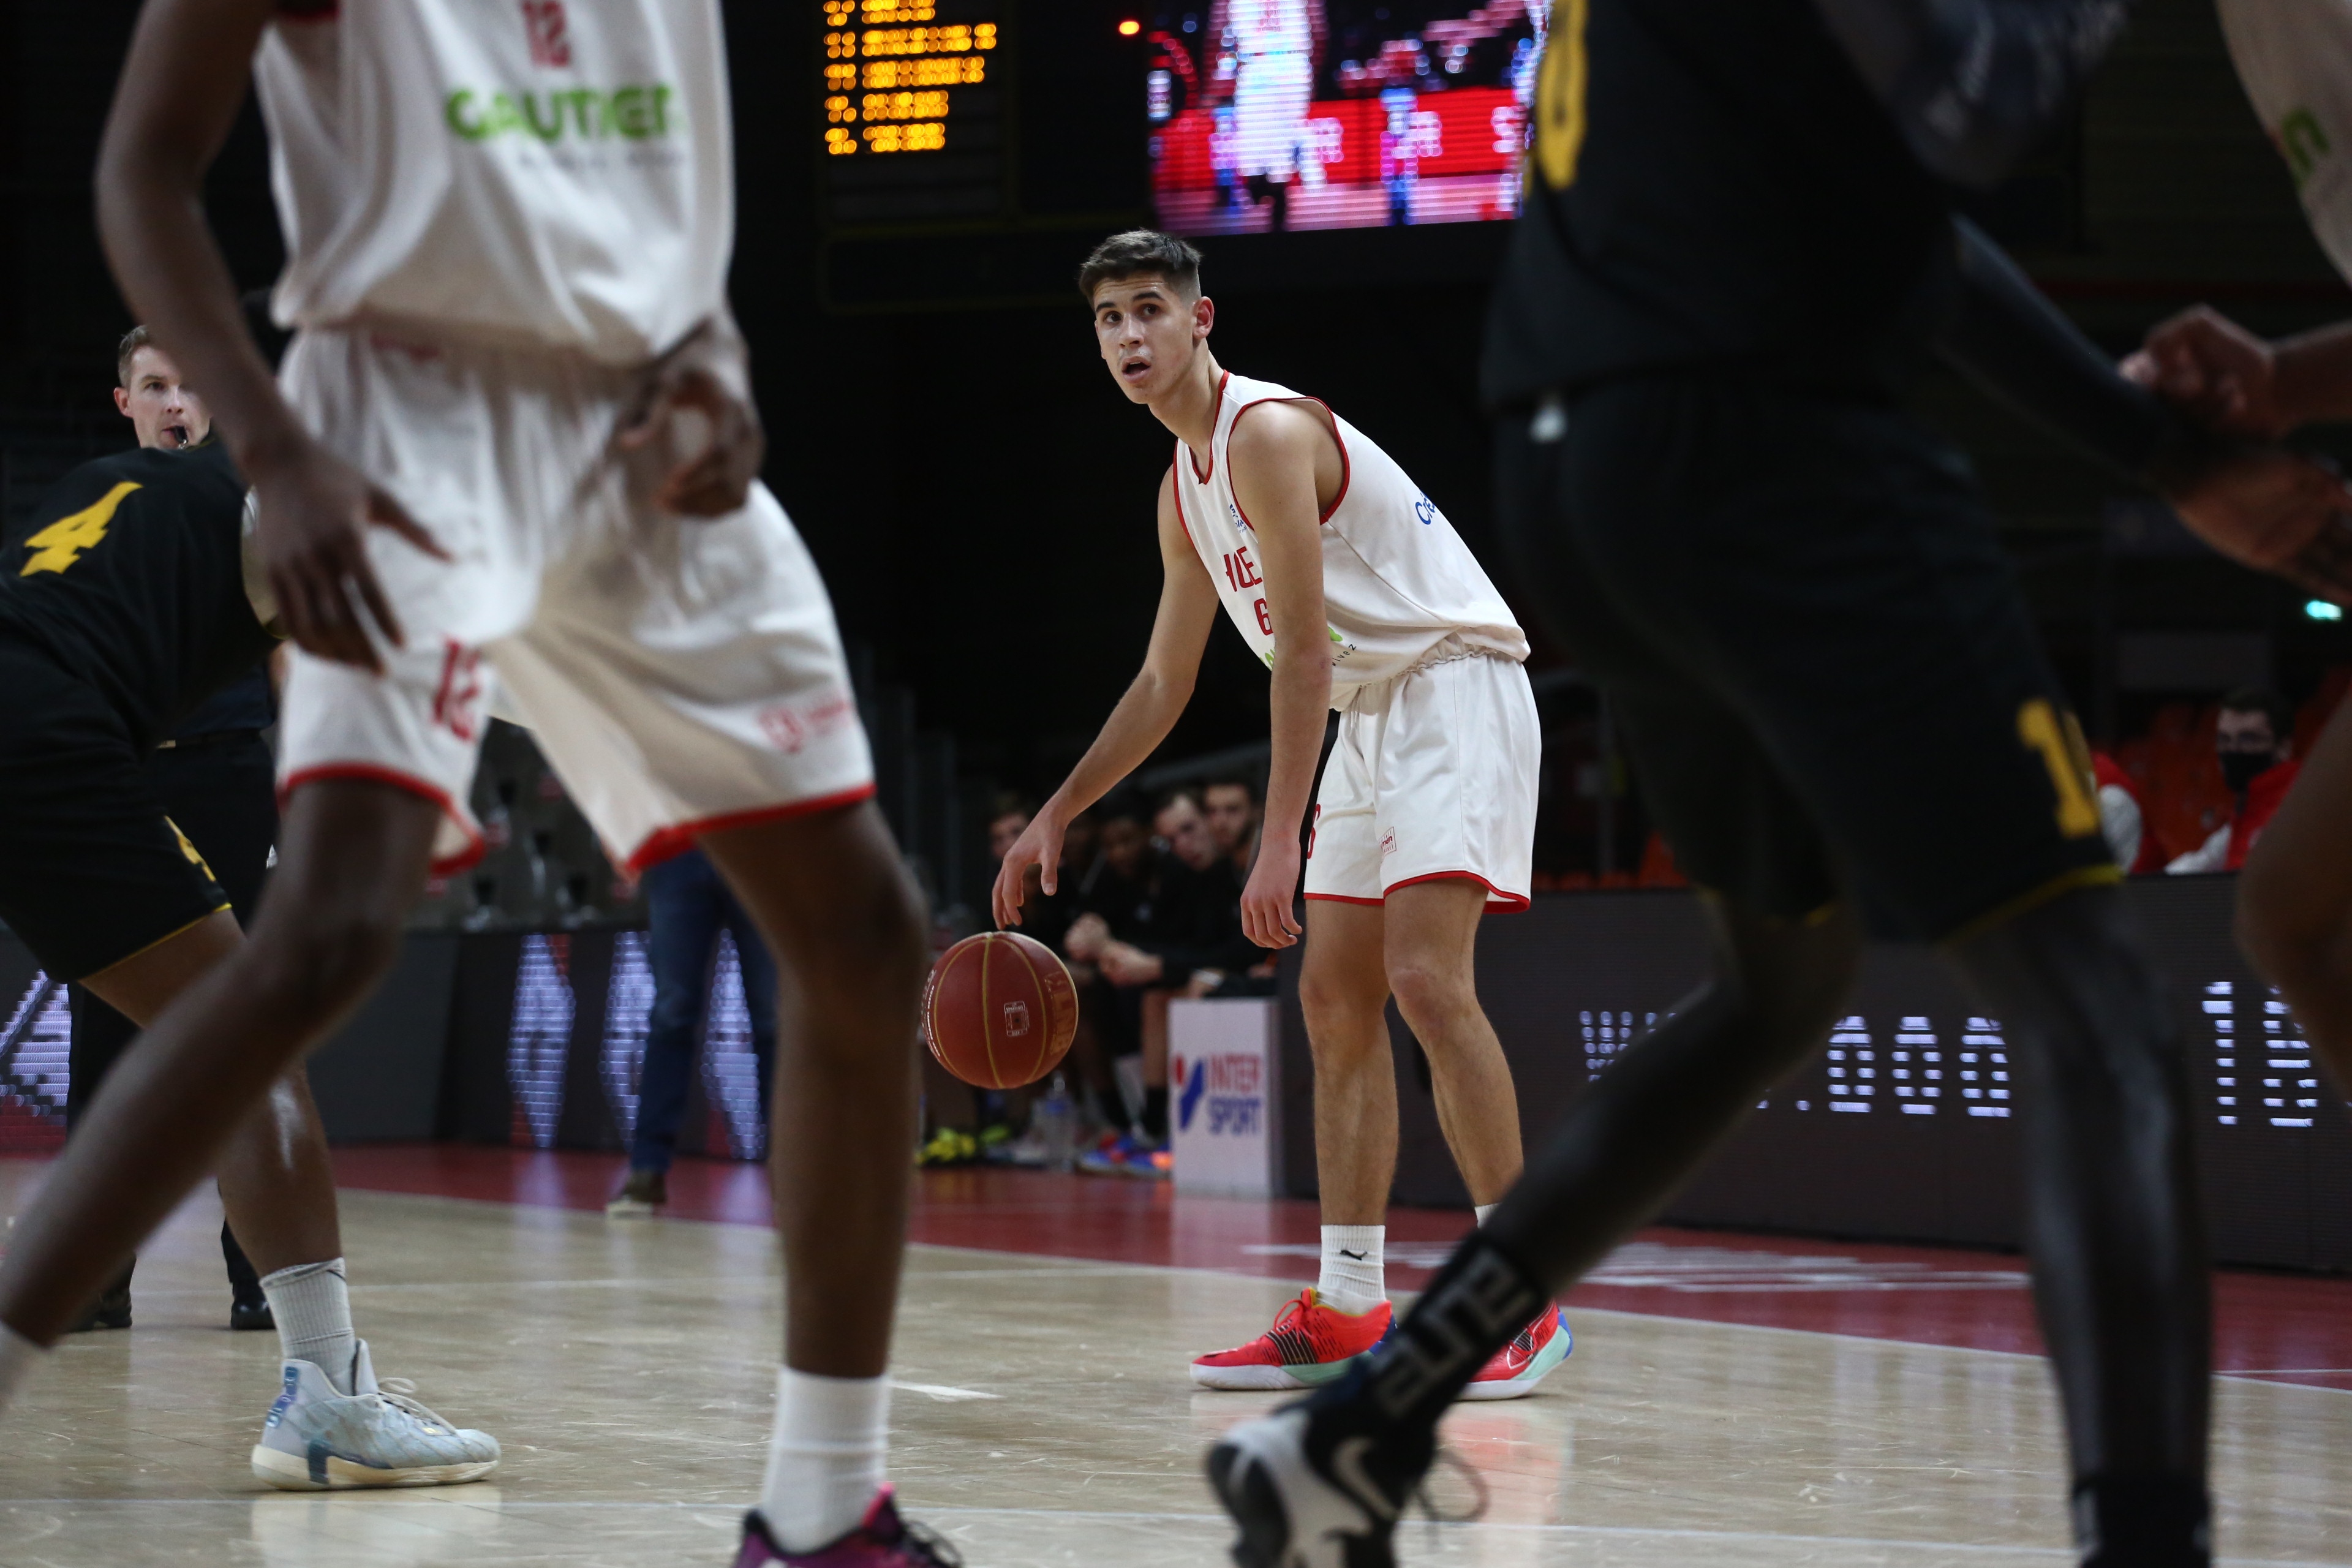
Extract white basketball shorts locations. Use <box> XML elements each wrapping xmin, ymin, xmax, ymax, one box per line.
<box><xmin>1304</xmin><ymin>648</ymin><xmax>1539</xmax><ymax>911</ymax></box>
<box><xmin>274</xmin><ymin>326</ymin><xmax>873</xmax><ymax>875</ymax></box>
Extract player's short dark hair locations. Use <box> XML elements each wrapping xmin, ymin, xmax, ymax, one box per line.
<box><xmin>2220</xmin><ymin>686</ymin><xmax>2294</xmax><ymax>739</ymax></box>
<box><xmin>1155</xmin><ymin>786</ymin><xmax>1202</xmax><ymax>818</ymax></box>
<box><xmin>989</xmin><ymin>791</ymin><xmax>1036</xmax><ymax>824</ymax></box>
<box><xmin>1078</xmin><ymin>229</ymin><xmax>1202</xmax><ymax>304</ymax></box>
<box><xmin>1097</xmin><ymin>788</ymin><xmax>1154</xmax><ymax>827</ymax></box>
<box><xmin>116</xmin><ymin>325</ymin><xmax>154</xmax><ymax>388</ymax></box>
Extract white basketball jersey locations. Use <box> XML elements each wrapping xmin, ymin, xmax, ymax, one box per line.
<box><xmin>1170</xmin><ymin>372</ymin><xmax>1528</xmax><ymax>709</ymax></box>
<box><xmin>254</xmin><ymin>0</ymin><xmax>734</xmax><ymax>364</ymax></box>
<box><xmin>2218</xmin><ymin>0</ymin><xmax>2352</xmax><ymax>283</ymax></box>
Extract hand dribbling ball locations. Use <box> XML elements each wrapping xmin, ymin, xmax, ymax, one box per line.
<box><xmin>922</xmin><ymin>930</ymin><xmax>1079</xmax><ymax>1089</ymax></box>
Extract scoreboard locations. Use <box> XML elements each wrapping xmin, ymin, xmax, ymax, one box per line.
<box><xmin>820</xmin><ymin>0</ymin><xmax>1008</xmax><ymax>227</ymax></box>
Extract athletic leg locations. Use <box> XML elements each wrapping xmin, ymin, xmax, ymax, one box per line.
<box><xmin>698</xmin><ymin>800</ymin><xmax>929</xmax><ymax>1555</ymax></box>
<box><xmin>1189</xmin><ymin>897</ymin><xmax>1401</xmax><ymax>1389</ymax></box>
<box><xmin>1297</xmin><ymin>899</ymin><xmax>1398</xmax><ymax>1230</ymax></box>
<box><xmin>722</xmin><ymin>895</ymin><xmax>782</xmax><ymax>1131</ymax></box>
<box><xmin>0</xmin><ymin>779</ymin><xmax>429</xmax><ymax>1343</ymax></box>
<box><xmin>1949</xmin><ymin>886</ymin><xmax>2210</xmax><ymax>1558</ymax></box>
<box><xmin>2237</xmin><ymin>698</ymin><xmax>2352</xmax><ymax>1093</ymax></box>
<box><xmin>1379</xmin><ymin>878</ymin><xmax>1521</xmax><ymax>1207</ymax></box>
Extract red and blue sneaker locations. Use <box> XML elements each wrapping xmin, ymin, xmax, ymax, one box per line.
<box><xmin>734</xmin><ymin>1489</ymin><xmax>960</xmax><ymax>1567</ymax></box>
<box><xmin>1460</xmin><ymin>1306</ymin><xmax>1572</xmax><ymax>1401</ymax></box>
<box><xmin>1191</xmin><ymin>1289</ymin><xmax>1393</xmax><ymax>1391</ymax></box>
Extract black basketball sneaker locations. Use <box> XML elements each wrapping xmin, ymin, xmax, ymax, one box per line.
<box><xmin>1206</xmin><ymin>1376</ymin><xmax>1436</xmax><ymax>1568</ymax></box>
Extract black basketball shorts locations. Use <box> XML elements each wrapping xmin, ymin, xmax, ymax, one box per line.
<box><xmin>0</xmin><ymin>634</ymin><xmax>229</xmax><ymax>980</ymax></box>
<box><xmin>1493</xmin><ymin>375</ymin><xmax>2117</xmax><ymax>941</ymax></box>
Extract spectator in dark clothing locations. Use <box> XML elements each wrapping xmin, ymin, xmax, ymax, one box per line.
<box><xmin>606</xmin><ymin>847</ymin><xmax>778</xmax><ymax>1214</ymax></box>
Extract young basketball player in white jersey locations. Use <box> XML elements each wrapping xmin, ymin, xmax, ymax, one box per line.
<box><xmin>0</xmin><ymin>3</ymin><xmax>944</xmax><ymax>1562</ymax></box>
<box><xmin>994</xmin><ymin>230</ymin><xmax>1569</xmax><ymax>1400</ymax></box>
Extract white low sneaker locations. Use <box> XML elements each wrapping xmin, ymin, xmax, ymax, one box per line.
<box><xmin>249</xmin><ymin>1340</ymin><xmax>501</xmax><ymax>1490</ymax></box>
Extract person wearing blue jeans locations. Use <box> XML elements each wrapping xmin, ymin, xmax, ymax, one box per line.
<box><xmin>608</xmin><ymin>846</ymin><xmax>780</xmax><ymax>1213</ymax></box>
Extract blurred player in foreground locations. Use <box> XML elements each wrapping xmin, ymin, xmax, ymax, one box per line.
<box><xmin>1207</xmin><ymin>2</ymin><xmax>2352</xmax><ymax>1565</ymax></box>
<box><xmin>0</xmin><ymin>2</ymin><xmax>943</xmax><ymax>1562</ymax></box>
<box><xmin>995</xmin><ymin>228</ymin><xmax>1566</xmax><ymax>1401</ymax></box>
<box><xmin>0</xmin><ymin>326</ymin><xmax>498</xmax><ymax>1484</ymax></box>
<box><xmin>2122</xmin><ymin>0</ymin><xmax>2352</xmax><ymax>1096</ymax></box>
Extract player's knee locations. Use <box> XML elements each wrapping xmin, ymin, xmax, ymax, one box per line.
<box><xmin>247</xmin><ymin>903</ymin><xmax>406</xmax><ymax>1023</ymax></box>
<box><xmin>806</xmin><ymin>856</ymin><xmax>929</xmax><ymax>992</ymax></box>
<box><xmin>1383</xmin><ymin>959</ymin><xmax>1475</xmax><ymax>1041</ymax></box>
<box><xmin>1715</xmin><ymin>911</ymin><xmax>1862</xmax><ymax>1073</ymax></box>
<box><xmin>1297</xmin><ymin>963</ymin><xmax>1384</xmax><ymax>1044</ymax></box>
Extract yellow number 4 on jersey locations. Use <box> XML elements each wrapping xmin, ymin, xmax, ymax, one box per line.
<box><xmin>20</xmin><ymin>480</ymin><xmax>140</xmax><ymax>577</ymax></box>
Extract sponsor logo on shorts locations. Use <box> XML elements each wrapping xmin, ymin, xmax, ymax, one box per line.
<box><xmin>1380</xmin><ymin>828</ymin><xmax>1397</xmax><ymax>856</ymax></box>
<box><xmin>757</xmin><ymin>693</ymin><xmax>858</xmax><ymax>755</ymax></box>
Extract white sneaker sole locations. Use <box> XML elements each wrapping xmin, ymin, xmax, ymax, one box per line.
<box><xmin>251</xmin><ymin>1444</ymin><xmax>499</xmax><ymax>1490</ymax></box>
<box><xmin>1456</xmin><ymin>1316</ymin><xmax>1574</xmax><ymax>1402</ymax></box>
<box><xmin>1190</xmin><ymin>1362</ymin><xmax>1313</xmax><ymax>1391</ymax></box>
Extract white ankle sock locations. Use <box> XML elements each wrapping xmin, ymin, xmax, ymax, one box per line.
<box><xmin>262</xmin><ymin>1258</ymin><xmax>357</xmax><ymax>1395</ymax></box>
<box><xmin>760</xmin><ymin>1367</ymin><xmax>890</xmax><ymax>1552</ymax></box>
<box><xmin>1317</xmin><ymin>1225</ymin><xmax>1385</xmax><ymax>1315</ymax></box>
<box><xmin>0</xmin><ymin>1323</ymin><xmax>47</xmax><ymax>1413</ymax></box>
<box><xmin>1475</xmin><ymin>1204</ymin><xmax>1498</xmax><ymax>1226</ymax></box>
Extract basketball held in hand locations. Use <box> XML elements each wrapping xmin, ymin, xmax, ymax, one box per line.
<box><xmin>922</xmin><ymin>931</ymin><xmax>1079</xmax><ymax>1089</ymax></box>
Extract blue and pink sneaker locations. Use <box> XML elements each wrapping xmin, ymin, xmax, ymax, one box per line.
<box><xmin>734</xmin><ymin>1489</ymin><xmax>960</xmax><ymax>1566</ymax></box>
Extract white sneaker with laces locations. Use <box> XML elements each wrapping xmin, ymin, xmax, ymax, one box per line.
<box><xmin>249</xmin><ymin>1340</ymin><xmax>501</xmax><ymax>1490</ymax></box>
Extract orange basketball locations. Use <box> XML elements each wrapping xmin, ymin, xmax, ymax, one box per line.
<box><xmin>921</xmin><ymin>931</ymin><xmax>1079</xmax><ymax>1089</ymax></box>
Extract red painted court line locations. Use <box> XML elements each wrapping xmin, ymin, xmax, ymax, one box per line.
<box><xmin>323</xmin><ymin>1145</ymin><xmax>2352</xmax><ymax>1393</ymax></box>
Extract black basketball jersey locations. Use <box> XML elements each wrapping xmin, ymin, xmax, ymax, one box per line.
<box><xmin>0</xmin><ymin>442</ymin><xmax>278</xmax><ymax>748</ymax></box>
<box><xmin>1481</xmin><ymin>0</ymin><xmax>1960</xmax><ymax>406</ymax></box>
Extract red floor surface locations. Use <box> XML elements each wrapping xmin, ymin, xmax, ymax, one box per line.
<box><xmin>330</xmin><ymin>1144</ymin><xmax>2352</xmax><ymax>1393</ymax></box>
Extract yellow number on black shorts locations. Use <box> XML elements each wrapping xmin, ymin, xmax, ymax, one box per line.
<box><xmin>2017</xmin><ymin>698</ymin><xmax>2101</xmax><ymax>839</ymax></box>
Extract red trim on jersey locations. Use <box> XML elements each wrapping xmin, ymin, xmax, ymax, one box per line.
<box><xmin>1186</xmin><ymin>372</ymin><xmax>1229</xmax><ymax>486</ymax></box>
<box><xmin>281</xmin><ymin>764</ymin><xmax>486</xmax><ymax>875</ymax></box>
<box><xmin>1385</xmin><ymin>869</ymin><xmax>1532</xmax><ymax>912</ymax></box>
<box><xmin>625</xmin><ymin>783</ymin><xmax>880</xmax><ymax>873</ymax></box>
<box><xmin>1303</xmin><ymin>892</ymin><xmax>1385</xmax><ymax>907</ymax></box>
<box><xmin>1309</xmin><ymin>398</ymin><xmax>1353</xmax><ymax>522</ymax></box>
<box><xmin>1226</xmin><ymin>394</ymin><xmax>1352</xmax><ymax>531</ymax></box>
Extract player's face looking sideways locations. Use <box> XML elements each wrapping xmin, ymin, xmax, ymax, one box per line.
<box><xmin>1092</xmin><ymin>273</ymin><xmax>1213</xmax><ymax>405</ymax></box>
<box><xmin>115</xmin><ymin>345</ymin><xmax>209</xmax><ymax>451</ymax></box>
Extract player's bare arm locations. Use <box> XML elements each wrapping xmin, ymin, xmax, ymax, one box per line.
<box><xmin>2126</xmin><ymin>307</ymin><xmax>2352</xmax><ymax>442</ymax></box>
<box><xmin>992</xmin><ymin>469</ymin><xmax>1219</xmax><ymax>928</ymax></box>
<box><xmin>1225</xmin><ymin>399</ymin><xmax>1338</xmax><ymax>952</ymax></box>
<box><xmin>616</xmin><ymin>311</ymin><xmax>767</xmax><ymax>518</ymax></box>
<box><xmin>96</xmin><ymin>0</ymin><xmax>442</xmax><ymax>674</ymax></box>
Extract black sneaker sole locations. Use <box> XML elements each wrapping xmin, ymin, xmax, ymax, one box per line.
<box><xmin>230</xmin><ymin>1302</ymin><xmax>275</xmax><ymax>1332</ymax></box>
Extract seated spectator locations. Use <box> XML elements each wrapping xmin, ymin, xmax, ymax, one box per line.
<box><xmin>1202</xmin><ymin>777</ymin><xmax>1262</xmax><ymax>880</ymax></box>
<box><xmin>2168</xmin><ymin>687</ymin><xmax>2302</xmax><ymax>874</ymax></box>
<box><xmin>1062</xmin><ymin>794</ymin><xmax>1163</xmax><ymax>1153</ymax></box>
<box><xmin>2092</xmin><ymin>751</ymin><xmax>2164</xmax><ymax>875</ymax></box>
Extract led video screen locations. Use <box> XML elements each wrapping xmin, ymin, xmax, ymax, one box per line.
<box><xmin>1145</xmin><ymin>1</ymin><xmax>1545</xmax><ymax>235</ymax></box>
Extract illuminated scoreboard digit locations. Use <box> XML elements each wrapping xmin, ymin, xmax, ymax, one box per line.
<box><xmin>820</xmin><ymin>0</ymin><xmax>1005</xmax><ymax>227</ymax></box>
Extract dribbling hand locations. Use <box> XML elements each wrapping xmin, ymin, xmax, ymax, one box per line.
<box><xmin>249</xmin><ymin>432</ymin><xmax>447</xmax><ymax>674</ymax></box>
<box><xmin>1241</xmin><ymin>840</ymin><xmax>1303</xmax><ymax>949</ymax></box>
<box><xmin>992</xmin><ymin>812</ymin><xmax>1066</xmax><ymax>930</ymax></box>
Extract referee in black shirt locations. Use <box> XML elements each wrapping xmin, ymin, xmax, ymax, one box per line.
<box><xmin>1210</xmin><ymin>6</ymin><xmax>2352</xmax><ymax>1566</ymax></box>
<box><xmin>62</xmin><ymin>328</ymin><xmax>275</xmax><ymax>1333</ymax></box>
